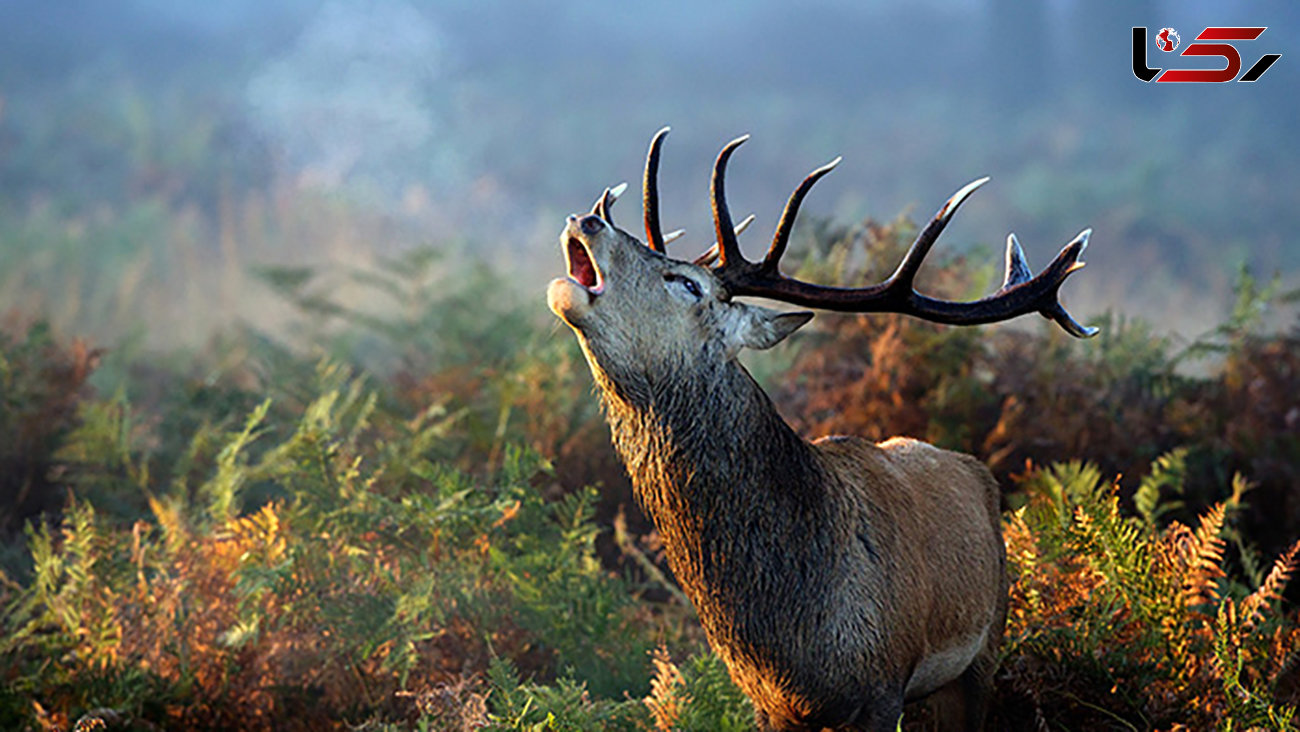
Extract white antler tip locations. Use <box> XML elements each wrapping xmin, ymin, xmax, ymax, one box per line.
<box><xmin>663</xmin><ymin>229</ymin><xmax>686</xmax><ymax>244</ymax></box>
<box><xmin>609</xmin><ymin>182</ymin><xmax>629</xmax><ymax>201</ymax></box>
<box><xmin>813</xmin><ymin>156</ymin><xmax>843</xmax><ymax>176</ymax></box>
<box><xmin>939</xmin><ymin>177</ymin><xmax>989</xmax><ymax>220</ymax></box>
<box><xmin>734</xmin><ymin>213</ymin><xmax>756</xmax><ymax>236</ymax></box>
<box><xmin>969</xmin><ymin>176</ymin><xmax>992</xmax><ymax>192</ymax></box>
<box><xmin>1002</xmin><ymin>233</ymin><xmax>1033</xmax><ymax>288</ymax></box>
<box><xmin>957</xmin><ymin>176</ymin><xmax>990</xmax><ymax>197</ymax></box>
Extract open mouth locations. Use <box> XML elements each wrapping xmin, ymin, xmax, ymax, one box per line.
<box><xmin>566</xmin><ymin>237</ymin><xmax>604</xmax><ymax>294</ymax></box>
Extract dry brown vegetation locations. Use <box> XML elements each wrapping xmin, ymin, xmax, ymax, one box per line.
<box><xmin>1</xmin><ymin>215</ymin><xmax>1299</xmax><ymax>730</ymax></box>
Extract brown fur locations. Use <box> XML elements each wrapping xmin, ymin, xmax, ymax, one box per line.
<box><xmin>549</xmin><ymin>215</ymin><xmax>1007</xmax><ymax>732</ymax></box>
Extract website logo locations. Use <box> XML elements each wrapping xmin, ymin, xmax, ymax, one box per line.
<box><xmin>1132</xmin><ymin>26</ymin><xmax>1281</xmax><ymax>83</ymax></box>
<box><xmin>1156</xmin><ymin>28</ymin><xmax>1180</xmax><ymax>52</ymax></box>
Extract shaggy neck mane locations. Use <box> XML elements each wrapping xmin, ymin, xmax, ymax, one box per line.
<box><xmin>582</xmin><ymin>340</ymin><xmax>830</xmax><ymax>607</ymax></box>
<box><xmin>599</xmin><ymin>353</ymin><xmax>817</xmax><ymax>498</ymax></box>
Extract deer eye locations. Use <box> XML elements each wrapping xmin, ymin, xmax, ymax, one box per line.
<box><xmin>664</xmin><ymin>272</ymin><xmax>703</xmax><ymax>299</ymax></box>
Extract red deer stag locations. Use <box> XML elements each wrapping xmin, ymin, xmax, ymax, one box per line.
<box><xmin>547</xmin><ymin>128</ymin><xmax>1096</xmax><ymax>732</ymax></box>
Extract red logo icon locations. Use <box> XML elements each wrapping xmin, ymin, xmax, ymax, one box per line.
<box><xmin>1133</xmin><ymin>26</ymin><xmax>1281</xmax><ymax>83</ymax></box>
<box><xmin>1156</xmin><ymin>28</ymin><xmax>1180</xmax><ymax>52</ymax></box>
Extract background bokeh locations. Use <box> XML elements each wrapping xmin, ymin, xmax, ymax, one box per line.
<box><xmin>2</xmin><ymin>0</ymin><xmax>1297</xmax><ymax>348</ymax></box>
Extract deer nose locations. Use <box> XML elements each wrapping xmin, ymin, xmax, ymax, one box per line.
<box><xmin>579</xmin><ymin>215</ymin><xmax>605</xmax><ymax>236</ymax></box>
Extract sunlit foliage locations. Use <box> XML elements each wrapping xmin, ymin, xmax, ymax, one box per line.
<box><xmin>1</xmin><ymin>216</ymin><xmax>1297</xmax><ymax>730</ymax></box>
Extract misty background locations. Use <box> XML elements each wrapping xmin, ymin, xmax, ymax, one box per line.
<box><xmin>1</xmin><ymin>0</ymin><xmax>1297</xmax><ymax>350</ymax></box>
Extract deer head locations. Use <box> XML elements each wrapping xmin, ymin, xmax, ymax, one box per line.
<box><xmin>549</xmin><ymin>127</ymin><xmax>1096</xmax><ymax>389</ymax></box>
<box><xmin>547</xmin><ymin>208</ymin><xmax>813</xmax><ymax>393</ymax></box>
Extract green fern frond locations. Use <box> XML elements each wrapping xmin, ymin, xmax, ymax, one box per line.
<box><xmin>1134</xmin><ymin>448</ymin><xmax>1187</xmax><ymax>528</ymax></box>
<box><xmin>670</xmin><ymin>652</ymin><xmax>754</xmax><ymax>732</ymax></box>
<box><xmin>199</xmin><ymin>398</ymin><xmax>271</xmax><ymax>523</ymax></box>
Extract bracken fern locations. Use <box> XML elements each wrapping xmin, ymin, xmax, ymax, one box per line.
<box><xmin>1002</xmin><ymin>453</ymin><xmax>1300</xmax><ymax>730</ymax></box>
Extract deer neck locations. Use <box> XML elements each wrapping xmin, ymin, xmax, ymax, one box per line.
<box><xmin>584</xmin><ymin>344</ymin><xmax>826</xmax><ymax>559</ymax></box>
<box><xmin>581</xmin><ymin>340</ymin><xmax>851</xmax><ymax>668</ymax></box>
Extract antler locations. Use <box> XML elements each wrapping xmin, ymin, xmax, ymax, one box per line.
<box><xmin>641</xmin><ymin>126</ymin><xmax>747</xmax><ymax>258</ymax></box>
<box><xmin>643</xmin><ymin>126</ymin><xmax>671</xmax><ymax>252</ymax></box>
<box><xmin>589</xmin><ymin>182</ymin><xmax>628</xmax><ymax>225</ymax></box>
<box><xmin>703</xmin><ymin>135</ymin><xmax>1098</xmax><ymax>338</ymax></box>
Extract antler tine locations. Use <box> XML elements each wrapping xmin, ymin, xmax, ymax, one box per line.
<box><xmin>1002</xmin><ymin>234</ymin><xmax>1033</xmax><ymax>288</ymax></box>
<box><xmin>763</xmin><ymin>156</ymin><xmax>841</xmax><ymax>275</ymax></box>
<box><xmin>692</xmin><ymin>214</ymin><xmax>756</xmax><ymax>267</ymax></box>
<box><xmin>644</xmin><ymin>126</ymin><xmax>671</xmax><ymax>252</ymax></box>
<box><xmin>887</xmin><ymin>177</ymin><xmax>988</xmax><ymax>291</ymax></box>
<box><xmin>734</xmin><ymin>213</ymin><xmax>756</xmax><ymax>236</ymax></box>
<box><xmin>590</xmin><ymin>188</ymin><xmax>613</xmax><ymax>223</ymax></box>
<box><xmin>590</xmin><ymin>182</ymin><xmax>628</xmax><ymax>225</ymax></box>
<box><xmin>711</xmin><ymin>135</ymin><xmax>750</xmax><ymax>267</ymax></box>
<box><xmin>1036</xmin><ymin>229</ymin><xmax>1098</xmax><ymax>338</ymax></box>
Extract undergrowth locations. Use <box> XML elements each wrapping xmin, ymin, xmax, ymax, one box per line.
<box><xmin>0</xmin><ymin>218</ymin><xmax>1298</xmax><ymax>730</ymax></box>
<box><xmin>0</xmin><ymin>363</ymin><xmax>679</xmax><ymax>730</ymax></box>
<box><xmin>1000</xmin><ymin>460</ymin><xmax>1300</xmax><ymax>730</ymax></box>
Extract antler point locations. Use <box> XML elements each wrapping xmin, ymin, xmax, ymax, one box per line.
<box><xmin>1077</xmin><ymin>228</ymin><xmax>1093</xmax><ymax>253</ymax></box>
<box><xmin>1001</xmin><ymin>233</ymin><xmax>1033</xmax><ymax>289</ymax></box>
<box><xmin>938</xmin><ymin>177</ymin><xmax>989</xmax><ymax>221</ymax></box>
<box><xmin>735</xmin><ymin>213</ymin><xmax>756</xmax><ymax>236</ymax></box>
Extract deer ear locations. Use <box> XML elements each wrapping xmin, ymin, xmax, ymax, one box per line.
<box><xmin>731</xmin><ymin>304</ymin><xmax>813</xmax><ymax>351</ymax></box>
